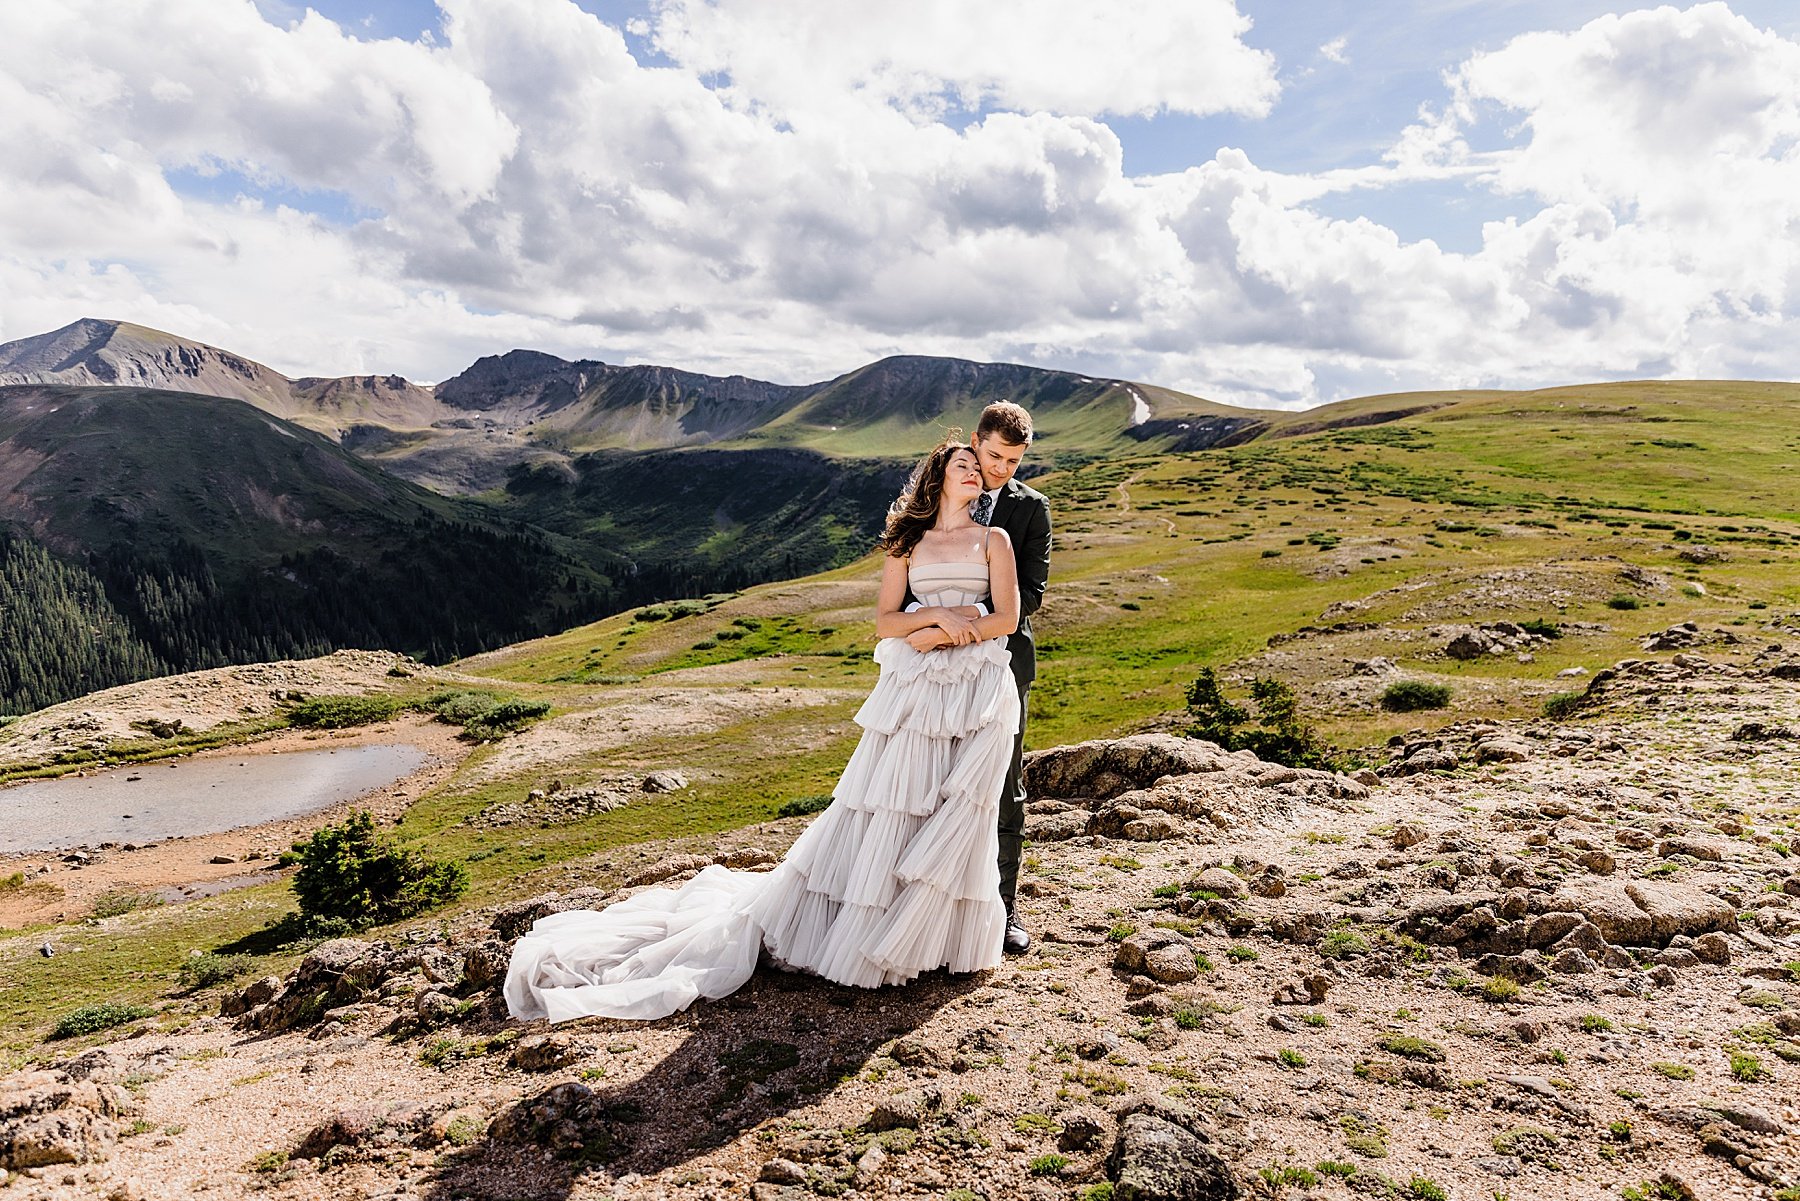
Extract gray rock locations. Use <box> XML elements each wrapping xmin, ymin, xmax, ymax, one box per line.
<box><xmin>460</xmin><ymin>940</ymin><xmax>512</xmax><ymax>992</ymax></box>
<box><xmin>0</xmin><ymin>1073</ymin><xmax>141</xmax><ymax>1170</ymax></box>
<box><xmin>1023</xmin><ymin>734</ymin><xmax>1239</xmax><ymax>800</ymax></box>
<box><xmin>1124</xmin><ymin>814</ymin><xmax>1184</xmax><ymax>841</ymax></box>
<box><xmin>491</xmin><ymin>888</ymin><xmax>612</xmax><ymax>941</ymax></box>
<box><xmin>1144</xmin><ymin>944</ymin><xmax>1202</xmax><ymax>984</ymax></box>
<box><xmin>1397</xmin><ymin>747</ymin><xmax>1458</xmax><ymax>774</ymax></box>
<box><xmin>1551</xmin><ymin>947</ymin><xmax>1597</xmax><ymax>974</ymax></box>
<box><xmin>1523</xmin><ymin>911</ymin><xmax>1582</xmax><ymax>948</ymax></box>
<box><xmin>641</xmin><ymin>770</ymin><xmax>688</xmax><ymax>793</ymax></box>
<box><xmin>512</xmin><ymin>1034</ymin><xmax>580</xmax><ymax>1073</ymax></box>
<box><xmin>758</xmin><ymin>1158</ymin><xmax>807</xmax><ymax>1185</ymax></box>
<box><xmin>1614</xmin><ymin>828</ymin><xmax>1655</xmax><ymax>850</ymax></box>
<box><xmin>1390</xmin><ymin>823</ymin><xmax>1427</xmax><ymax>849</ymax></box>
<box><xmin>1577</xmin><ymin>850</ymin><xmax>1616</xmax><ymax>875</ymax></box>
<box><xmin>1476</xmin><ymin>740</ymin><xmax>1531</xmax><ymax>765</ymax></box>
<box><xmin>1691</xmin><ymin>932</ymin><xmax>1731</xmax><ymax>965</ymax></box>
<box><xmin>1191</xmin><ymin>868</ymin><xmax>1247</xmax><ymax>899</ymax></box>
<box><xmin>1109</xmin><ymin>1112</ymin><xmax>1241</xmax><ymax>1201</ymax></box>
<box><xmin>415</xmin><ymin>990</ymin><xmax>460</xmax><ymax>1027</ymax></box>
<box><xmin>293</xmin><ymin>1106</ymin><xmax>387</xmax><ymax>1160</ymax></box>
<box><xmin>1058</xmin><ymin>1105</ymin><xmax>1112</xmax><ymax>1152</ymax></box>
<box><xmin>244</xmin><ymin>940</ymin><xmax>400</xmax><ymax>1032</ymax></box>
<box><xmin>1247</xmin><ymin>866</ymin><xmax>1287</xmax><ymax>898</ymax></box>
<box><xmin>1658</xmin><ymin>837</ymin><xmax>1725</xmax><ymax>862</ymax></box>
<box><xmin>865</xmin><ymin>1090</ymin><xmax>934</xmax><ymax>1132</ymax></box>
<box><xmin>1025</xmin><ymin>810</ymin><xmax>1089</xmax><ymax>842</ymax></box>
<box><xmin>1271</xmin><ymin>975</ymin><xmax>1331</xmax><ymax>1005</ymax></box>
<box><xmin>1267</xmin><ymin>911</ymin><xmax>1327</xmax><ymax>945</ymax></box>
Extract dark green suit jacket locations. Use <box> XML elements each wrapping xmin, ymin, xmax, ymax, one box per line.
<box><xmin>988</xmin><ymin>478</ymin><xmax>1052</xmax><ymax>687</ymax></box>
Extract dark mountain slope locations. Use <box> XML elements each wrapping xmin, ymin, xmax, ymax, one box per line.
<box><xmin>0</xmin><ymin>385</ymin><xmax>615</xmax><ymax>712</ymax></box>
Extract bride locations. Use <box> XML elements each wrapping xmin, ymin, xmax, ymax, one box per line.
<box><xmin>505</xmin><ymin>438</ymin><xmax>1022</xmax><ymax>1022</ymax></box>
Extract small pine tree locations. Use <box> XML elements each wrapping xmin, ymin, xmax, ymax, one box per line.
<box><xmin>1184</xmin><ymin>671</ymin><xmax>1337</xmax><ymax>770</ymax></box>
<box><xmin>289</xmin><ymin>811</ymin><xmax>468</xmax><ymax>929</ymax></box>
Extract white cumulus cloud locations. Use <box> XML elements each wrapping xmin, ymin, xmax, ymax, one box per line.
<box><xmin>0</xmin><ymin>0</ymin><xmax>1794</xmax><ymax>409</ymax></box>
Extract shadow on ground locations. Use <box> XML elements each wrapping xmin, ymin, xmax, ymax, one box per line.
<box><xmin>422</xmin><ymin>961</ymin><xmax>980</xmax><ymax>1199</ymax></box>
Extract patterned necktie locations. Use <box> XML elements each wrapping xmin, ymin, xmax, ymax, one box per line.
<box><xmin>971</xmin><ymin>491</ymin><xmax>994</xmax><ymax>526</ymax></box>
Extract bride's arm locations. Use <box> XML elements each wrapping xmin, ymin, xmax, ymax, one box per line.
<box><xmin>970</xmin><ymin>529</ymin><xmax>1021</xmax><ymax>640</ymax></box>
<box><xmin>875</xmin><ymin>554</ymin><xmax>961</xmax><ymax>640</ymax></box>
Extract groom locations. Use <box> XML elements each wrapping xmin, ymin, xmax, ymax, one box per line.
<box><xmin>966</xmin><ymin>402</ymin><xmax>1051</xmax><ymax>954</ymax></box>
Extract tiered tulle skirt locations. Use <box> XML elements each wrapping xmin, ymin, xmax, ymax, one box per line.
<box><xmin>504</xmin><ymin>637</ymin><xmax>1019</xmax><ymax>1023</ymax></box>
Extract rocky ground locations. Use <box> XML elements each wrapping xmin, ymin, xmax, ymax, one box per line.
<box><xmin>3</xmin><ymin>646</ymin><xmax>1798</xmax><ymax>1201</ymax></box>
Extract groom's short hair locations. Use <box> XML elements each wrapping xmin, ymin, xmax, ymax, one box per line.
<box><xmin>975</xmin><ymin>401</ymin><xmax>1033</xmax><ymax>446</ymax></box>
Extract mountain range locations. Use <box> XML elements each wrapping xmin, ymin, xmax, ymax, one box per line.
<box><xmin>0</xmin><ymin>316</ymin><xmax>1494</xmax><ymax>713</ymax></box>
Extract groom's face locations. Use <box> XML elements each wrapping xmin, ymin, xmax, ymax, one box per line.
<box><xmin>971</xmin><ymin>433</ymin><xmax>1026</xmax><ymax>492</ymax></box>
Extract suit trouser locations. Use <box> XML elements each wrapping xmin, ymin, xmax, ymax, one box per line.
<box><xmin>997</xmin><ymin>679</ymin><xmax>1030</xmax><ymax>909</ymax></box>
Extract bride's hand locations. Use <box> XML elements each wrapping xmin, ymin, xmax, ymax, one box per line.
<box><xmin>935</xmin><ymin>611</ymin><xmax>978</xmax><ymax>645</ymax></box>
<box><xmin>906</xmin><ymin>628</ymin><xmax>948</xmax><ymax>653</ymax></box>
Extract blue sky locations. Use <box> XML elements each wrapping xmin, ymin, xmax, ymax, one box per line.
<box><xmin>7</xmin><ymin>1</ymin><xmax>1800</xmax><ymax>405</ymax></box>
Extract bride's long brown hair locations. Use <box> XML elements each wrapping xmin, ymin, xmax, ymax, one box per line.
<box><xmin>880</xmin><ymin>435</ymin><xmax>968</xmax><ymax>559</ymax></box>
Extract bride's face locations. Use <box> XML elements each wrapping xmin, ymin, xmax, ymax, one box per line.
<box><xmin>941</xmin><ymin>448</ymin><xmax>984</xmax><ymax>509</ymax></box>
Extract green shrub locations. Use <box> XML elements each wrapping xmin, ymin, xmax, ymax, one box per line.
<box><xmin>422</xmin><ymin>689</ymin><xmax>504</xmax><ymax>725</ymax></box>
<box><xmin>461</xmin><ymin>699</ymin><xmax>551</xmax><ymax>741</ymax></box>
<box><xmin>1028</xmin><ymin>1153</ymin><xmax>1069</xmax><ymax>1176</ymax></box>
<box><xmin>1378</xmin><ymin>1035</ymin><xmax>1445</xmax><ymax>1062</ymax></box>
<box><xmin>1606</xmin><ymin>594</ymin><xmax>1642</xmax><ymax>610</ymax></box>
<box><xmin>289</xmin><ymin>811</ymin><xmax>468</xmax><ymax>929</ymax></box>
<box><xmin>89</xmin><ymin>888</ymin><xmax>162</xmax><ymax>918</ymax></box>
<box><xmin>1729</xmin><ymin>1051</ymin><xmax>1764</xmax><ymax>1081</ymax></box>
<box><xmin>1320</xmin><ymin>929</ymin><xmax>1369</xmax><ymax>959</ymax></box>
<box><xmin>51</xmin><ymin>1001</ymin><xmax>155</xmax><ymax>1039</ymax></box>
<box><xmin>1183</xmin><ymin>669</ymin><xmax>1337</xmax><ymax>770</ymax></box>
<box><xmin>1542</xmin><ymin>691</ymin><xmax>1587</xmax><ymax>720</ymax></box>
<box><xmin>178</xmin><ymin>953</ymin><xmax>256</xmax><ymax>991</ymax></box>
<box><xmin>288</xmin><ymin>694</ymin><xmax>404</xmax><ymax>728</ymax></box>
<box><xmin>1380</xmin><ymin>681</ymin><xmax>1451</xmax><ymax>712</ymax></box>
<box><xmin>634</xmin><ymin>604</ymin><xmax>671</xmax><ymax>622</ymax></box>
<box><xmin>777</xmin><ymin>794</ymin><xmax>834</xmax><ymax>818</ymax></box>
<box><xmin>420</xmin><ymin>690</ymin><xmax>551</xmax><ymax>740</ymax></box>
<box><xmin>1520</xmin><ymin>618</ymin><xmax>1563</xmax><ymax>638</ymax></box>
<box><xmin>444</xmin><ymin>1114</ymin><xmax>483</xmax><ymax>1146</ymax></box>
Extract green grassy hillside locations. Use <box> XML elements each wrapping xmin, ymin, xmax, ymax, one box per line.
<box><xmin>2</xmin><ymin>378</ymin><xmax>1796</xmax><ymax>1057</ymax></box>
<box><xmin>474</xmin><ymin>379</ymin><xmax>1800</xmax><ymax>749</ymax></box>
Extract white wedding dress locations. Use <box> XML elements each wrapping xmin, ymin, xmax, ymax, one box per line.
<box><xmin>504</xmin><ymin>560</ymin><xmax>1020</xmax><ymax>1023</ymax></box>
